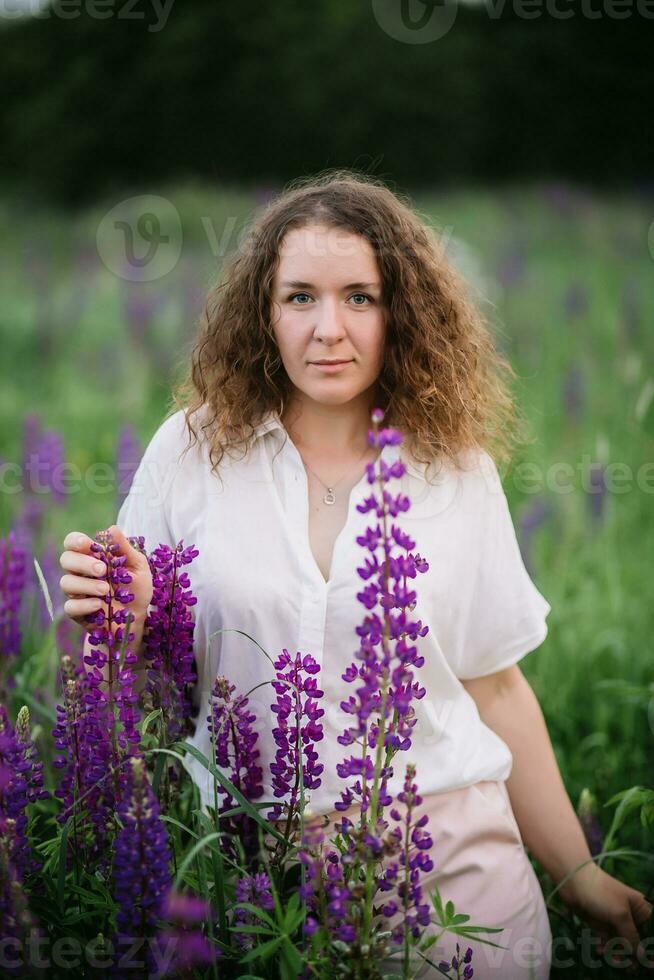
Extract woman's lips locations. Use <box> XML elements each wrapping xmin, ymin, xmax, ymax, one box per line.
<box><xmin>310</xmin><ymin>360</ymin><xmax>353</xmax><ymax>372</ymax></box>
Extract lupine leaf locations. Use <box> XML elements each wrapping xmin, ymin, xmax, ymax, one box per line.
<box><xmin>239</xmin><ymin>935</ymin><xmax>285</xmax><ymax>963</ymax></box>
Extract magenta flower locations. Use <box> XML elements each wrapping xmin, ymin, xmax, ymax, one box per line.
<box><xmin>587</xmin><ymin>463</ymin><xmax>607</xmax><ymax>525</ymax></box>
<box><xmin>83</xmin><ymin>529</ymin><xmax>142</xmax><ymax>755</ymax></box>
<box><xmin>35</xmin><ymin>428</ymin><xmax>66</xmax><ymax>505</ymax></box>
<box><xmin>143</xmin><ymin>541</ymin><xmax>199</xmax><ymax>744</ymax></box>
<box><xmin>376</xmin><ymin>763</ymin><xmax>434</xmax><ymax>944</ymax></box>
<box><xmin>577</xmin><ymin>788</ymin><xmax>604</xmax><ymax>859</ymax></box>
<box><xmin>206</xmin><ymin>675</ymin><xmax>264</xmax><ymax>861</ymax></box>
<box><xmin>335</xmin><ymin>412</ymin><xmax>429</xmax><ymax>824</ymax></box>
<box><xmin>0</xmin><ymin>817</ymin><xmax>41</xmax><ymax>965</ymax></box>
<box><xmin>298</xmin><ymin>407</ymin><xmax>434</xmax><ymax>964</ymax></box>
<box><xmin>233</xmin><ymin>871</ymin><xmax>275</xmax><ymax>951</ymax></box>
<box><xmin>111</xmin><ymin>755</ymin><xmax>173</xmax><ymax>978</ymax></box>
<box><xmin>266</xmin><ymin>649</ymin><xmax>325</xmax><ymax>824</ymax></box>
<box><xmin>0</xmin><ymin>704</ymin><xmax>43</xmax><ymax>880</ymax></box>
<box><xmin>152</xmin><ymin>888</ymin><xmax>220</xmax><ymax>976</ymax></box>
<box><xmin>439</xmin><ymin>941</ymin><xmax>475</xmax><ymax>978</ymax></box>
<box><xmin>115</xmin><ymin>424</ymin><xmax>143</xmax><ymax>508</ymax></box>
<box><xmin>0</xmin><ymin>530</ymin><xmax>27</xmax><ymax>671</ymax></box>
<box><xmin>52</xmin><ymin>655</ymin><xmax>116</xmax><ymax>868</ymax></box>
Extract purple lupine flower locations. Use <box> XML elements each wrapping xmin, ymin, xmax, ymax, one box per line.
<box><xmin>439</xmin><ymin>942</ymin><xmax>475</xmax><ymax>979</ymax></box>
<box><xmin>83</xmin><ymin>529</ymin><xmax>143</xmax><ymax>755</ymax></box>
<box><xmin>66</xmin><ymin>681</ymin><xmax>117</xmax><ymax>870</ymax></box>
<box><xmin>12</xmin><ymin>497</ymin><xmax>44</xmax><ymax>559</ymax></box>
<box><xmin>14</xmin><ymin>707</ymin><xmax>48</xmax><ymax>812</ymax></box>
<box><xmin>233</xmin><ymin>871</ymin><xmax>275</xmax><ymax>951</ymax></box>
<box><xmin>144</xmin><ymin>541</ymin><xmax>199</xmax><ymax>744</ymax></box>
<box><xmin>334</xmin><ymin>411</ymin><xmax>429</xmax><ymax>822</ymax></box>
<box><xmin>0</xmin><ymin>704</ymin><xmax>41</xmax><ymax>880</ymax></box>
<box><xmin>587</xmin><ymin>463</ymin><xmax>607</xmax><ymax>525</ymax></box>
<box><xmin>15</xmin><ymin>413</ymin><xmax>52</xmax><ymax>551</ymax></box>
<box><xmin>0</xmin><ymin>531</ymin><xmax>27</xmax><ymax>666</ymax></box>
<box><xmin>0</xmin><ymin>817</ymin><xmax>40</xmax><ymax>963</ymax></box>
<box><xmin>115</xmin><ymin>424</ymin><xmax>143</xmax><ymax>509</ymax></box>
<box><xmin>34</xmin><ymin>428</ymin><xmax>66</xmax><ymax>505</ymax></box>
<box><xmin>577</xmin><ymin>788</ymin><xmax>604</xmax><ymax>858</ymax></box>
<box><xmin>266</xmin><ymin>650</ymin><xmax>325</xmax><ymax>824</ymax></box>
<box><xmin>20</xmin><ymin>413</ymin><xmax>42</xmax><ymax>492</ymax></box>
<box><xmin>207</xmin><ymin>675</ymin><xmax>264</xmax><ymax>861</ymax></box>
<box><xmin>111</xmin><ymin>755</ymin><xmax>173</xmax><ymax>979</ymax></box>
<box><xmin>124</xmin><ymin>286</ymin><xmax>161</xmax><ymax>348</ymax></box>
<box><xmin>153</xmin><ymin>888</ymin><xmax>220</xmax><ymax>975</ymax></box>
<box><xmin>562</xmin><ymin>363</ymin><xmax>584</xmax><ymax>423</ymax></box>
<box><xmin>517</xmin><ymin>497</ymin><xmax>552</xmax><ymax>577</ymax></box>
<box><xmin>621</xmin><ymin>278</ymin><xmax>640</xmax><ymax>343</ymax></box>
<box><xmin>152</xmin><ymin>930</ymin><xmax>218</xmax><ymax>976</ymax></box>
<box><xmin>162</xmin><ymin>890</ymin><xmax>212</xmax><ymax>923</ymax></box>
<box><xmin>376</xmin><ymin>763</ymin><xmax>434</xmax><ymax>945</ymax></box>
<box><xmin>21</xmin><ymin>417</ymin><xmax>66</xmax><ymax>504</ymax></box>
<box><xmin>562</xmin><ymin>282</ymin><xmax>588</xmax><ymax>320</ymax></box>
<box><xmin>52</xmin><ymin>657</ymin><xmax>97</xmax><ymax>850</ymax></box>
<box><xmin>182</xmin><ymin>269</ymin><xmax>207</xmax><ymax>319</ymax></box>
<box><xmin>496</xmin><ymin>245</ymin><xmax>525</xmax><ymax>291</ymax></box>
<box><xmin>299</xmin><ymin>408</ymin><xmax>433</xmax><ymax>963</ymax></box>
<box><xmin>301</xmin><ymin>844</ymin><xmax>357</xmax><ymax>944</ymax></box>
<box><xmin>296</xmin><ymin>812</ymin><xmax>328</xmax><ymax>940</ymax></box>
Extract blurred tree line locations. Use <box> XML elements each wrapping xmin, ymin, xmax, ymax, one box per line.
<box><xmin>1</xmin><ymin>0</ymin><xmax>652</xmax><ymax>205</ymax></box>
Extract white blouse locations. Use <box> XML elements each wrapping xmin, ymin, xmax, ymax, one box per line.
<box><xmin>116</xmin><ymin>408</ymin><xmax>551</xmax><ymax>817</ymax></box>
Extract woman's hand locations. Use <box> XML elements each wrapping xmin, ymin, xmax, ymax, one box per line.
<box><xmin>59</xmin><ymin>525</ymin><xmax>153</xmax><ymax>640</ymax></box>
<box><xmin>560</xmin><ymin>862</ymin><xmax>653</xmax><ymax>970</ymax></box>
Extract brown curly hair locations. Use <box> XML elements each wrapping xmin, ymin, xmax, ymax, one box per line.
<box><xmin>168</xmin><ymin>168</ymin><xmax>531</xmax><ymax>485</ymax></box>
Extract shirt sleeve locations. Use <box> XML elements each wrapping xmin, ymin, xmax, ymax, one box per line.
<box><xmin>450</xmin><ymin>450</ymin><xmax>551</xmax><ymax>681</ymax></box>
<box><xmin>114</xmin><ymin>415</ymin><xmax>180</xmax><ymax>554</ymax></box>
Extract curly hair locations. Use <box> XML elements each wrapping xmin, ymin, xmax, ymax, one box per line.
<box><xmin>168</xmin><ymin>167</ymin><xmax>531</xmax><ymax>485</ymax></box>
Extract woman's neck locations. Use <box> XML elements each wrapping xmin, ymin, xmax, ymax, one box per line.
<box><xmin>281</xmin><ymin>401</ymin><xmax>376</xmax><ymax>458</ymax></box>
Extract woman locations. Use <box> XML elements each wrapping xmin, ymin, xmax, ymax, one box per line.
<box><xmin>59</xmin><ymin>170</ymin><xmax>651</xmax><ymax>977</ymax></box>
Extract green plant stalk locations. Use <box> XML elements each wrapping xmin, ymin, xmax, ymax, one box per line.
<box><xmin>360</xmin><ymin>454</ymin><xmax>396</xmax><ymax>950</ymax></box>
<box><xmin>194</xmin><ymin>836</ymin><xmax>220</xmax><ymax>980</ymax></box>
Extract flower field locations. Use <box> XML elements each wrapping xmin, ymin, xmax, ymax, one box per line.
<box><xmin>0</xmin><ymin>181</ymin><xmax>653</xmax><ymax>978</ymax></box>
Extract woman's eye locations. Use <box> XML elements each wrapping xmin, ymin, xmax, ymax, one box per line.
<box><xmin>288</xmin><ymin>292</ymin><xmax>373</xmax><ymax>306</ymax></box>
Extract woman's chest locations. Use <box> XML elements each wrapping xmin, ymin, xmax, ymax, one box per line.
<box><xmin>305</xmin><ymin>474</ymin><xmax>355</xmax><ymax>584</ymax></box>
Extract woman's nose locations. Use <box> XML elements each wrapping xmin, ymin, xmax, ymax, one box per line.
<box><xmin>313</xmin><ymin>297</ymin><xmax>346</xmax><ymax>337</ymax></box>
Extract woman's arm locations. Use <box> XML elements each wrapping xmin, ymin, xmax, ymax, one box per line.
<box><xmin>461</xmin><ymin>665</ymin><xmax>652</xmax><ymax>965</ymax></box>
<box><xmin>460</xmin><ymin>664</ymin><xmax>591</xmax><ymax>894</ymax></box>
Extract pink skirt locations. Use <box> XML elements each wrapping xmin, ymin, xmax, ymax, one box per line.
<box><xmin>324</xmin><ymin>779</ymin><xmax>553</xmax><ymax>979</ymax></box>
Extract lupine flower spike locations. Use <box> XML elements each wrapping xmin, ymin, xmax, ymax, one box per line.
<box><xmin>111</xmin><ymin>755</ymin><xmax>173</xmax><ymax>979</ymax></box>
<box><xmin>298</xmin><ymin>407</ymin><xmax>434</xmax><ymax>969</ymax></box>
<box><xmin>143</xmin><ymin>540</ymin><xmax>199</xmax><ymax>745</ymax></box>
<box><xmin>206</xmin><ymin>675</ymin><xmax>264</xmax><ymax>862</ymax></box>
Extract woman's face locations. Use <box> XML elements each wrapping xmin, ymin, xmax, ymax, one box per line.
<box><xmin>270</xmin><ymin>223</ymin><xmax>386</xmax><ymax>410</ymax></box>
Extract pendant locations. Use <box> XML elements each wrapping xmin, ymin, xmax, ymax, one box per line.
<box><xmin>323</xmin><ymin>488</ymin><xmax>336</xmax><ymax>505</ymax></box>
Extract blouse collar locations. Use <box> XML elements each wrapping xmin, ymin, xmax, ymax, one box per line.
<box><xmin>250</xmin><ymin>408</ymin><xmax>431</xmax><ymax>484</ymax></box>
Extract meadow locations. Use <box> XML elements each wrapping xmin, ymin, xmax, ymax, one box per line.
<box><xmin>0</xmin><ymin>180</ymin><xmax>652</xmax><ymax>978</ymax></box>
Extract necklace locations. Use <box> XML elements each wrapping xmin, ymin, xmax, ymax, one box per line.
<box><xmin>300</xmin><ymin>444</ymin><xmax>376</xmax><ymax>506</ymax></box>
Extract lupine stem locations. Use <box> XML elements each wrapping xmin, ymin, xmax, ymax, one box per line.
<box><xmin>360</xmin><ymin>442</ymin><xmax>395</xmax><ymax>947</ymax></box>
